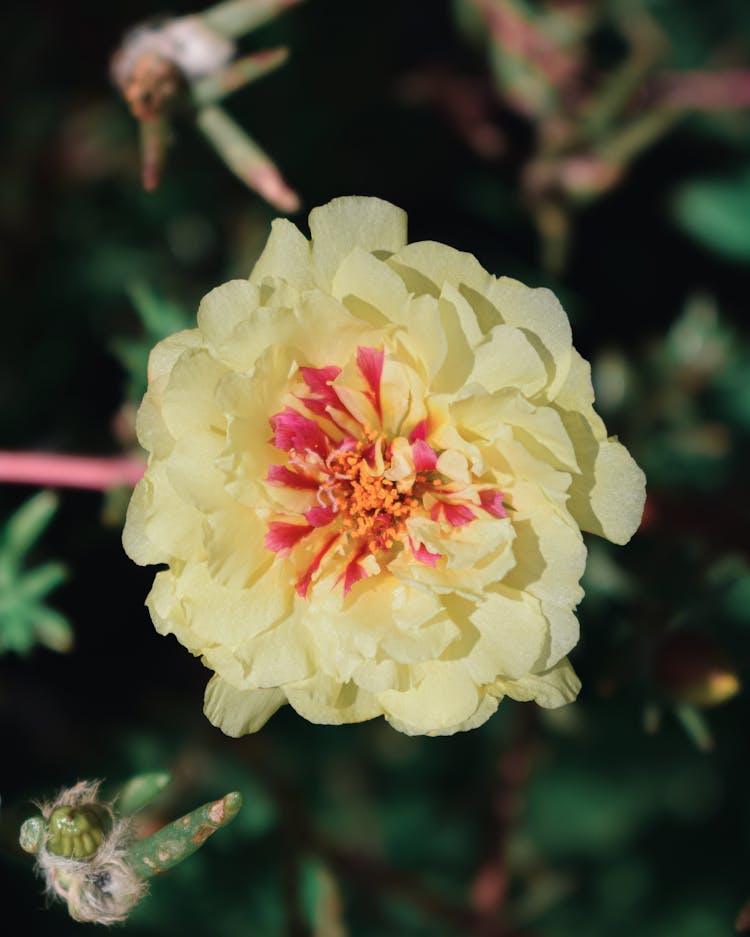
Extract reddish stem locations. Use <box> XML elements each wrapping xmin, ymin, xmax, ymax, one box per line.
<box><xmin>652</xmin><ymin>69</ymin><xmax>750</xmax><ymax>110</ymax></box>
<box><xmin>0</xmin><ymin>452</ymin><xmax>145</xmax><ymax>491</ymax></box>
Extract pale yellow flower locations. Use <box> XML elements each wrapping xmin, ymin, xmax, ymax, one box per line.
<box><xmin>123</xmin><ymin>196</ymin><xmax>645</xmax><ymax>736</ymax></box>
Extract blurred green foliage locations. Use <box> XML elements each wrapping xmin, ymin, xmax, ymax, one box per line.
<box><xmin>2</xmin><ymin>1</ymin><xmax>750</xmax><ymax>936</ymax></box>
<box><xmin>112</xmin><ymin>282</ymin><xmax>192</xmax><ymax>401</ymax></box>
<box><xmin>0</xmin><ymin>491</ymin><xmax>72</xmax><ymax>655</ymax></box>
<box><xmin>673</xmin><ymin>168</ymin><xmax>750</xmax><ymax>263</ymax></box>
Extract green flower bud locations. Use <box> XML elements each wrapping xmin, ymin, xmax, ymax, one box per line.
<box><xmin>46</xmin><ymin>805</ymin><xmax>109</xmax><ymax>860</ymax></box>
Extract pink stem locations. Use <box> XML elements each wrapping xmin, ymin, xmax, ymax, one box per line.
<box><xmin>653</xmin><ymin>69</ymin><xmax>750</xmax><ymax>110</ymax></box>
<box><xmin>0</xmin><ymin>452</ymin><xmax>145</xmax><ymax>491</ymax></box>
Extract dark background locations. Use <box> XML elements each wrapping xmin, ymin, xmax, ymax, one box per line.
<box><xmin>2</xmin><ymin>1</ymin><xmax>750</xmax><ymax>934</ymax></box>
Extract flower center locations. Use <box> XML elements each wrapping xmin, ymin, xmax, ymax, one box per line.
<box><xmin>263</xmin><ymin>347</ymin><xmax>507</xmax><ymax>599</ymax></box>
<box><xmin>319</xmin><ymin>433</ymin><xmax>417</xmax><ymax>551</ymax></box>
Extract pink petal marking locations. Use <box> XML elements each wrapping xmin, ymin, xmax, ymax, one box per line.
<box><xmin>296</xmin><ymin>395</ymin><xmax>332</xmax><ymax>418</ymax></box>
<box><xmin>296</xmin><ymin>534</ymin><xmax>340</xmax><ymax>598</ymax></box>
<box><xmin>266</xmin><ymin>465</ymin><xmax>319</xmax><ymax>490</ymax></box>
<box><xmin>305</xmin><ymin>505</ymin><xmax>337</xmax><ymax>527</ymax></box>
<box><xmin>479</xmin><ymin>489</ymin><xmax>507</xmax><ymax>518</ymax></box>
<box><xmin>336</xmin><ymin>546</ymin><xmax>370</xmax><ymax>596</ymax></box>
<box><xmin>299</xmin><ymin>365</ymin><xmax>359</xmax><ymax>432</ymax></box>
<box><xmin>442</xmin><ymin>502</ymin><xmax>477</xmax><ymax>527</ymax></box>
<box><xmin>298</xmin><ymin>367</ymin><xmax>343</xmax><ymax>417</ymax></box>
<box><xmin>270</xmin><ymin>407</ymin><xmax>330</xmax><ymax>456</ymax></box>
<box><xmin>412</xmin><ymin>438</ymin><xmax>437</xmax><ymax>471</ymax></box>
<box><xmin>409</xmin><ymin>537</ymin><xmax>441</xmax><ymax>567</ymax></box>
<box><xmin>409</xmin><ymin>420</ymin><xmax>428</xmax><ymax>443</ymax></box>
<box><xmin>342</xmin><ymin>559</ymin><xmax>369</xmax><ymax>595</ymax></box>
<box><xmin>356</xmin><ymin>346</ymin><xmax>384</xmax><ymax>421</ymax></box>
<box><xmin>265</xmin><ymin>521</ymin><xmax>314</xmax><ymax>555</ymax></box>
<box><xmin>301</xmin><ymin>365</ymin><xmax>341</xmax><ymax>398</ymax></box>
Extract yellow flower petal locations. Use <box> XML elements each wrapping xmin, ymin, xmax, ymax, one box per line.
<box><xmin>564</xmin><ymin>419</ymin><xmax>647</xmax><ymax>544</ymax></box>
<box><xmin>285</xmin><ymin>674</ymin><xmax>381</xmax><ymax>725</ymax></box>
<box><xmin>499</xmin><ymin>657</ymin><xmax>581</xmax><ymax>708</ymax></box>
<box><xmin>378</xmin><ymin>662</ymin><xmax>481</xmax><ymax>736</ymax></box>
<box><xmin>196</xmin><ymin>280</ymin><xmax>261</xmax><ymax>358</ymax></box>
<box><xmin>388</xmin><ymin>240</ymin><xmax>491</xmax><ymax>302</ymax></box>
<box><xmin>332</xmin><ymin>247</ymin><xmax>411</xmax><ymax>325</ymax></box>
<box><xmin>123</xmin><ymin>464</ymin><xmax>204</xmax><ymax>566</ymax></box>
<box><xmin>249</xmin><ymin>217</ymin><xmax>316</xmax><ymax>291</ymax></box>
<box><xmin>309</xmin><ymin>196</ymin><xmax>408</xmax><ymax>285</ymax></box>
<box><xmin>204</xmin><ymin>674</ymin><xmax>286</xmax><ymax>737</ymax></box>
<box><xmin>485</xmin><ymin>277</ymin><xmax>573</xmax><ymax>400</ymax></box>
<box><xmin>147</xmin><ymin>328</ymin><xmax>202</xmax><ymax>388</ymax></box>
<box><xmin>470</xmin><ymin>325</ymin><xmax>548</xmax><ymax>398</ymax></box>
<box><xmin>461</xmin><ymin>587</ymin><xmax>549</xmax><ymax>683</ymax></box>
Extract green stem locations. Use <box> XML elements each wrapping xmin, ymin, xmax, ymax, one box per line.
<box><xmin>583</xmin><ymin>48</ymin><xmax>664</xmax><ymax>141</ymax></box>
<box><xmin>596</xmin><ymin>107</ymin><xmax>683</xmax><ymax>166</ymax></box>
<box><xmin>201</xmin><ymin>0</ymin><xmax>303</xmax><ymax>39</ymax></box>
<box><xmin>195</xmin><ymin>105</ymin><xmax>299</xmax><ymax>212</ymax></box>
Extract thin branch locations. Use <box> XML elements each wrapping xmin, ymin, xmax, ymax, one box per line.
<box><xmin>0</xmin><ymin>453</ymin><xmax>145</xmax><ymax>491</ymax></box>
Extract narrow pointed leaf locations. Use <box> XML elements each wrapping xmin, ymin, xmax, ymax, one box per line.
<box><xmin>128</xmin><ymin>792</ymin><xmax>242</xmax><ymax>879</ymax></box>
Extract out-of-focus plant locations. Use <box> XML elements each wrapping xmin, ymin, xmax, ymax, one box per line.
<box><xmin>111</xmin><ymin>0</ymin><xmax>304</xmax><ymax>210</ymax></box>
<box><xmin>19</xmin><ymin>772</ymin><xmax>242</xmax><ymax>925</ymax></box>
<box><xmin>673</xmin><ymin>166</ymin><xmax>750</xmax><ymax>264</ymax></box>
<box><xmin>113</xmin><ymin>281</ymin><xmax>193</xmax><ymax>404</ymax></box>
<box><xmin>0</xmin><ymin>491</ymin><xmax>72</xmax><ymax>656</ymax></box>
<box><xmin>428</xmin><ymin>0</ymin><xmax>750</xmax><ymax>272</ymax></box>
<box><xmin>582</xmin><ymin>293</ymin><xmax>750</xmax><ymax>751</ymax></box>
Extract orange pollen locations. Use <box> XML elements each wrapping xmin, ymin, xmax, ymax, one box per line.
<box><xmin>330</xmin><ymin>445</ymin><xmax>417</xmax><ymax>549</ymax></box>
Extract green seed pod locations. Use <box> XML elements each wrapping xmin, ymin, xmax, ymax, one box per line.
<box><xmin>46</xmin><ymin>805</ymin><xmax>108</xmax><ymax>860</ymax></box>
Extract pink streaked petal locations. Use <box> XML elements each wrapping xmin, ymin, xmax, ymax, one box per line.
<box><xmin>270</xmin><ymin>407</ymin><xmax>330</xmax><ymax>456</ymax></box>
<box><xmin>409</xmin><ymin>537</ymin><xmax>441</xmax><ymax>568</ymax></box>
<box><xmin>301</xmin><ymin>365</ymin><xmax>341</xmax><ymax>396</ymax></box>
<box><xmin>296</xmin><ymin>395</ymin><xmax>331</xmax><ymax>418</ymax></box>
<box><xmin>412</xmin><ymin>438</ymin><xmax>438</xmax><ymax>471</ymax></box>
<box><xmin>362</xmin><ymin>443</ymin><xmax>378</xmax><ymax>467</ymax></box>
<box><xmin>356</xmin><ymin>346</ymin><xmax>384</xmax><ymax>420</ymax></box>
<box><xmin>298</xmin><ymin>365</ymin><xmax>344</xmax><ymax>420</ymax></box>
<box><xmin>409</xmin><ymin>420</ymin><xmax>428</xmax><ymax>443</ymax></box>
<box><xmin>304</xmin><ymin>505</ymin><xmax>337</xmax><ymax>527</ymax></box>
<box><xmin>266</xmin><ymin>465</ymin><xmax>319</xmax><ymax>490</ymax></box>
<box><xmin>342</xmin><ymin>557</ymin><xmax>370</xmax><ymax>595</ymax></box>
<box><xmin>296</xmin><ymin>534</ymin><xmax>339</xmax><ymax>599</ymax></box>
<box><xmin>479</xmin><ymin>489</ymin><xmax>507</xmax><ymax>518</ymax></box>
<box><xmin>430</xmin><ymin>502</ymin><xmax>441</xmax><ymax>522</ymax></box>
<box><xmin>265</xmin><ymin>521</ymin><xmax>314</xmax><ymax>555</ymax></box>
<box><xmin>442</xmin><ymin>503</ymin><xmax>477</xmax><ymax>527</ymax></box>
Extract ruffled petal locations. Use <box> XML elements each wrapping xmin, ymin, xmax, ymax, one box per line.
<box><xmin>122</xmin><ymin>463</ymin><xmax>205</xmax><ymax>565</ymax></box>
<box><xmin>499</xmin><ymin>657</ymin><xmax>581</xmax><ymax>708</ymax></box>
<box><xmin>249</xmin><ymin>217</ymin><xmax>316</xmax><ymax>291</ymax></box>
<box><xmin>332</xmin><ymin>247</ymin><xmax>411</xmax><ymax>326</ymax></box>
<box><xmin>309</xmin><ymin>196</ymin><xmax>408</xmax><ymax>285</ymax></box>
<box><xmin>485</xmin><ymin>277</ymin><xmax>573</xmax><ymax>400</ymax></box>
<box><xmin>204</xmin><ymin>674</ymin><xmax>286</xmax><ymax>737</ymax></box>
<box><xmin>564</xmin><ymin>416</ymin><xmax>647</xmax><ymax>544</ymax></box>
<box><xmin>378</xmin><ymin>662</ymin><xmax>481</xmax><ymax>736</ymax></box>
<box><xmin>285</xmin><ymin>674</ymin><xmax>381</xmax><ymax>725</ymax></box>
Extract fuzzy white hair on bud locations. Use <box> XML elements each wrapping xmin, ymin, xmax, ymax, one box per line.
<box><xmin>34</xmin><ymin>780</ymin><xmax>147</xmax><ymax>926</ymax></box>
